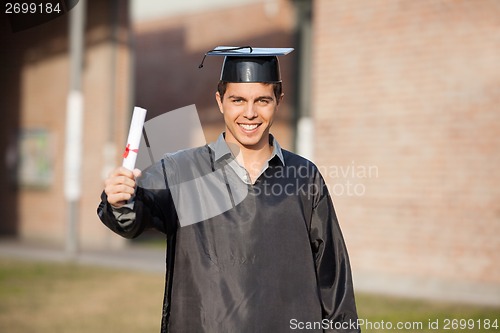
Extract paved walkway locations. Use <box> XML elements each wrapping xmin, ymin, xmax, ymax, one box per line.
<box><xmin>0</xmin><ymin>239</ymin><xmax>165</xmax><ymax>273</ymax></box>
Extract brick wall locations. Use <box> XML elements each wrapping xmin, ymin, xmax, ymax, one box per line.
<box><xmin>0</xmin><ymin>0</ymin><xmax>132</xmax><ymax>249</ymax></box>
<box><xmin>312</xmin><ymin>0</ymin><xmax>500</xmax><ymax>304</ymax></box>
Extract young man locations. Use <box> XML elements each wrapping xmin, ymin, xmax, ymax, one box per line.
<box><xmin>98</xmin><ymin>47</ymin><xmax>360</xmax><ymax>332</ymax></box>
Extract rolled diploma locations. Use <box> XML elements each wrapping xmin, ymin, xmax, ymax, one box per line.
<box><xmin>122</xmin><ymin>107</ymin><xmax>147</xmax><ymax>170</ymax></box>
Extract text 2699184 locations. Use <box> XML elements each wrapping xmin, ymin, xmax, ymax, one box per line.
<box><xmin>5</xmin><ymin>2</ymin><xmax>61</xmax><ymax>14</ymax></box>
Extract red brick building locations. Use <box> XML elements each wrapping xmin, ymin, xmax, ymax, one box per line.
<box><xmin>0</xmin><ymin>0</ymin><xmax>132</xmax><ymax>249</ymax></box>
<box><xmin>312</xmin><ymin>0</ymin><xmax>500</xmax><ymax>305</ymax></box>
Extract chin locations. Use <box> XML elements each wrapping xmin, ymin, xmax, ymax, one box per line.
<box><xmin>240</xmin><ymin>137</ymin><xmax>265</xmax><ymax>149</ymax></box>
<box><xmin>227</xmin><ymin>127</ymin><xmax>268</xmax><ymax>148</ymax></box>
<box><xmin>237</xmin><ymin>137</ymin><xmax>258</xmax><ymax>146</ymax></box>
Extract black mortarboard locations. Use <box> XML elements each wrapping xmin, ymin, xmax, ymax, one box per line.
<box><xmin>199</xmin><ymin>46</ymin><xmax>294</xmax><ymax>83</ymax></box>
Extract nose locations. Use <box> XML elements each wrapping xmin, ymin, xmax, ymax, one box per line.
<box><xmin>243</xmin><ymin>102</ymin><xmax>257</xmax><ymax>119</ymax></box>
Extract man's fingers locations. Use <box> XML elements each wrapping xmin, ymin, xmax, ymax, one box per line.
<box><xmin>104</xmin><ymin>166</ymin><xmax>142</xmax><ymax>207</ymax></box>
<box><xmin>109</xmin><ymin>183</ymin><xmax>135</xmax><ymax>194</ymax></box>
<box><xmin>104</xmin><ymin>177</ymin><xmax>133</xmax><ymax>191</ymax></box>
<box><xmin>107</xmin><ymin>192</ymin><xmax>133</xmax><ymax>208</ymax></box>
<box><xmin>109</xmin><ymin>166</ymin><xmax>135</xmax><ymax>179</ymax></box>
<box><xmin>110</xmin><ymin>175</ymin><xmax>136</xmax><ymax>188</ymax></box>
<box><xmin>105</xmin><ymin>170</ymin><xmax>136</xmax><ymax>187</ymax></box>
<box><xmin>105</xmin><ymin>182</ymin><xmax>135</xmax><ymax>206</ymax></box>
<box><xmin>133</xmin><ymin>168</ymin><xmax>142</xmax><ymax>179</ymax></box>
<box><xmin>105</xmin><ymin>182</ymin><xmax>136</xmax><ymax>196</ymax></box>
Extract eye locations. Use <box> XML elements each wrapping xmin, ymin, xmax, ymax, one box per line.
<box><xmin>257</xmin><ymin>98</ymin><xmax>271</xmax><ymax>105</ymax></box>
<box><xmin>231</xmin><ymin>98</ymin><xmax>243</xmax><ymax>104</ymax></box>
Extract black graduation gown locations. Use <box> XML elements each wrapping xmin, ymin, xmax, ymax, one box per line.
<box><xmin>97</xmin><ymin>144</ymin><xmax>360</xmax><ymax>333</ymax></box>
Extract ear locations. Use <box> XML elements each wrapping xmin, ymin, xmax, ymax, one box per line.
<box><xmin>215</xmin><ymin>91</ymin><xmax>224</xmax><ymax>114</ymax></box>
<box><xmin>276</xmin><ymin>93</ymin><xmax>284</xmax><ymax>107</ymax></box>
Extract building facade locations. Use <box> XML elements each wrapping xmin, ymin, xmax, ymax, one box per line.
<box><xmin>0</xmin><ymin>0</ymin><xmax>132</xmax><ymax>249</ymax></box>
<box><xmin>312</xmin><ymin>0</ymin><xmax>500</xmax><ymax>305</ymax></box>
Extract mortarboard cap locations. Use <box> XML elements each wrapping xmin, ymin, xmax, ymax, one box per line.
<box><xmin>199</xmin><ymin>46</ymin><xmax>294</xmax><ymax>83</ymax></box>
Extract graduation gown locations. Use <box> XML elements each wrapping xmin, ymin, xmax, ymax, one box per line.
<box><xmin>97</xmin><ymin>142</ymin><xmax>360</xmax><ymax>333</ymax></box>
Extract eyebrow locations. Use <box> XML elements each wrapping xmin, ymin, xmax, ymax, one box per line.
<box><xmin>228</xmin><ymin>95</ymin><xmax>245</xmax><ymax>100</ymax></box>
<box><xmin>228</xmin><ymin>95</ymin><xmax>274</xmax><ymax>101</ymax></box>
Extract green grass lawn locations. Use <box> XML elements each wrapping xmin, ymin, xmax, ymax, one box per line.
<box><xmin>0</xmin><ymin>258</ymin><xmax>498</xmax><ymax>333</ymax></box>
<box><xmin>0</xmin><ymin>258</ymin><xmax>163</xmax><ymax>333</ymax></box>
<box><xmin>357</xmin><ymin>293</ymin><xmax>498</xmax><ymax>332</ymax></box>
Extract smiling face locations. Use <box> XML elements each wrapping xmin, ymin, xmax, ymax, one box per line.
<box><xmin>216</xmin><ymin>82</ymin><xmax>282</xmax><ymax>152</ymax></box>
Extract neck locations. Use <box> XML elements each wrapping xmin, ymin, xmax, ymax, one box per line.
<box><xmin>226</xmin><ymin>134</ymin><xmax>273</xmax><ymax>178</ymax></box>
<box><xmin>239</xmin><ymin>143</ymin><xmax>272</xmax><ymax>165</ymax></box>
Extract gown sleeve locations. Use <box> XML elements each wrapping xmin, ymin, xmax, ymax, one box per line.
<box><xmin>97</xmin><ymin>159</ymin><xmax>178</xmax><ymax>238</ymax></box>
<box><xmin>309</xmin><ymin>173</ymin><xmax>361</xmax><ymax>333</ymax></box>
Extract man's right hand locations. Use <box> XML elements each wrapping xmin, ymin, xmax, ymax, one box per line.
<box><xmin>104</xmin><ymin>167</ymin><xmax>142</xmax><ymax>208</ymax></box>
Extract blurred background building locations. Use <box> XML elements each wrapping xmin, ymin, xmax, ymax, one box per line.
<box><xmin>0</xmin><ymin>0</ymin><xmax>498</xmax><ymax>306</ymax></box>
<box><xmin>312</xmin><ymin>0</ymin><xmax>499</xmax><ymax>306</ymax></box>
<box><xmin>0</xmin><ymin>0</ymin><xmax>132</xmax><ymax>249</ymax></box>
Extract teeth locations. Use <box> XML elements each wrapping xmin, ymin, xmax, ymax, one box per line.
<box><xmin>239</xmin><ymin>124</ymin><xmax>258</xmax><ymax>131</ymax></box>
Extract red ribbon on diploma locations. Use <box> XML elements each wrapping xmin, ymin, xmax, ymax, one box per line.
<box><xmin>123</xmin><ymin>144</ymin><xmax>139</xmax><ymax>158</ymax></box>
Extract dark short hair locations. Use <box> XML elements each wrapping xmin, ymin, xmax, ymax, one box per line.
<box><xmin>217</xmin><ymin>81</ymin><xmax>283</xmax><ymax>104</ymax></box>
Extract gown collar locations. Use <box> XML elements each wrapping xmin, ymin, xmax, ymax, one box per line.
<box><xmin>209</xmin><ymin>132</ymin><xmax>285</xmax><ymax>166</ymax></box>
